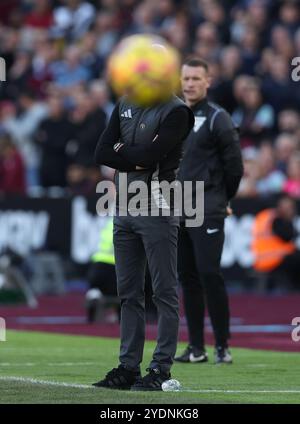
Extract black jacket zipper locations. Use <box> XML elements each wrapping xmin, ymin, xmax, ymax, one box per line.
<box><xmin>130</xmin><ymin>109</ymin><xmax>144</xmax><ymax>145</ymax></box>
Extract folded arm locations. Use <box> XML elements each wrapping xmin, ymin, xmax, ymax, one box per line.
<box><xmin>117</xmin><ymin>107</ymin><xmax>191</xmax><ymax>168</ymax></box>
<box><xmin>94</xmin><ymin>103</ymin><xmax>137</xmax><ymax>172</ymax></box>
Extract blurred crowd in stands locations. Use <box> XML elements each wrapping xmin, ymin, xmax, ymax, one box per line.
<box><xmin>0</xmin><ymin>0</ymin><xmax>299</xmax><ymax>198</ymax></box>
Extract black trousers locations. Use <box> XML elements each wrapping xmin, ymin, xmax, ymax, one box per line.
<box><xmin>114</xmin><ymin>215</ymin><xmax>179</xmax><ymax>373</ymax></box>
<box><xmin>177</xmin><ymin>218</ymin><xmax>230</xmax><ymax>348</ymax></box>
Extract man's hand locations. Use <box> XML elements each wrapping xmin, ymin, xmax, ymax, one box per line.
<box><xmin>114</xmin><ymin>143</ymin><xmax>147</xmax><ymax>170</ymax></box>
<box><xmin>226</xmin><ymin>206</ymin><xmax>233</xmax><ymax>216</ymax></box>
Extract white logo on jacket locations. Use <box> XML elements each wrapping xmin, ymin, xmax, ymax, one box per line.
<box><xmin>121</xmin><ymin>109</ymin><xmax>132</xmax><ymax>118</ymax></box>
<box><xmin>207</xmin><ymin>228</ymin><xmax>219</xmax><ymax>234</ymax></box>
<box><xmin>193</xmin><ymin>116</ymin><xmax>206</xmax><ymax>132</ymax></box>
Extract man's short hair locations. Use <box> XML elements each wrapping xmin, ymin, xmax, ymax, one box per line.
<box><xmin>182</xmin><ymin>56</ymin><xmax>209</xmax><ymax>72</ymax></box>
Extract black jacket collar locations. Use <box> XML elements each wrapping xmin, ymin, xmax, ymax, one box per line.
<box><xmin>190</xmin><ymin>97</ymin><xmax>208</xmax><ymax>112</ymax></box>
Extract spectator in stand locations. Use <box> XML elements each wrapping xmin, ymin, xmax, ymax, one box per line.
<box><xmin>34</xmin><ymin>95</ymin><xmax>73</xmax><ymax>188</ymax></box>
<box><xmin>89</xmin><ymin>80</ymin><xmax>114</xmax><ymax>120</ymax></box>
<box><xmin>278</xmin><ymin>1</ymin><xmax>299</xmax><ymax>36</ymax></box>
<box><xmin>257</xmin><ymin>48</ymin><xmax>276</xmax><ymax>78</ymax></box>
<box><xmin>93</xmin><ymin>10</ymin><xmax>118</xmax><ymax>62</ymax></box>
<box><xmin>52</xmin><ymin>0</ymin><xmax>95</xmax><ymax>40</ymax></box>
<box><xmin>232</xmin><ymin>81</ymin><xmax>275</xmax><ymax>147</ymax></box>
<box><xmin>213</xmin><ymin>45</ymin><xmax>242</xmax><ymax>113</ymax></box>
<box><xmin>28</xmin><ymin>32</ymin><xmax>56</xmax><ymax>97</ymax></box>
<box><xmin>1</xmin><ymin>89</ymin><xmax>48</xmax><ymax>188</ymax></box>
<box><xmin>270</xmin><ymin>25</ymin><xmax>294</xmax><ymax>61</ymax></box>
<box><xmin>152</xmin><ymin>0</ymin><xmax>176</xmax><ymax>30</ymax></box>
<box><xmin>128</xmin><ymin>1</ymin><xmax>157</xmax><ymax>35</ymax></box>
<box><xmin>78</xmin><ymin>31</ymin><xmax>103</xmax><ymax>80</ymax></box>
<box><xmin>66</xmin><ymin>92</ymin><xmax>106</xmax><ymax>167</ymax></box>
<box><xmin>237</xmin><ymin>146</ymin><xmax>259</xmax><ymax>198</ymax></box>
<box><xmin>0</xmin><ymin>0</ymin><xmax>19</xmax><ymax>25</ymax></box>
<box><xmin>255</xmin><ymin>143</ymin><xmax>286</xmax><ymax>196</ymax></box>
<box><xmin>262</xmin><ymin>55</ymin><xmax>295</xmax><ymax>112</ymax></box>
<box><xmin>274</xmin><ymin>133</ymin><xmax>298</xmax><ymax>174</ymax></box>
<box><xmin>247</xmin><ymin>0</ymin><xmax>269</xmax><ymax>47</ymax></box>
<box><xmin>232</xmin><ymin>75</ymin><xmax>254</xmax><ymax>108</ymax></box>
<box><xmin>229</xmin><ymin>5</ymin><xmax>248</xmax><ymax>45</ymax></box>
<box><xmin>160</xmin><ymin>11</ymin><xmax>190</xmax><ymax>53</ymax></box>
<box><xmin>24</xmin><ymin>0</ymin><xmax>53</xmax><ymax>29</ymax></box>
<box><xmin>113</xmin><ymin>0</ymin><xmax>137</xmax><ymax>36</ymax></box>
<box><xmin>283</xmin><ymin>154</ymin><xmax>300</xmax><ymax>198</ymax></box>
<box><xmin>278</xmin><ymin>109</ymin><xmax>300</xmax><ymax>135</ymax></box>
<box><xmin>4</xmin><ymin>49</ymin><xmax>33</xmax><ymax>100</ymax></box>
<box><xmin>238</xmin><ymin>25</ymin><xmax>261</xmax><ymax>75</ymax></box>
<box><xmin>220</xmin><ymin>45</ymin><xmax>242</xmax><ymax>81</ymax></box>
<box><xmin>51</xmin><ymin>45</ymin><xmax>91</xmax><ymax>94</ymax></box>
<box><xmin>194</xmin><ymin>22</ymin><xmax>221</xmax><ymax>61</ymax></box>
<box><xmin>0</xmin><ymin>132</ymin><xmax>25</xmax><ymax>195</ymax></box>
<box><xmin>200</xmin><ymin>0</ymin><xmax>230</xmax><ymax>44</ymax></box>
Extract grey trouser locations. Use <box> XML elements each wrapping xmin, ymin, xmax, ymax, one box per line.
<box><xmin>113</xmin><ymin>215</ymin><xmax>179</xmax><ymax>373</ymax></box>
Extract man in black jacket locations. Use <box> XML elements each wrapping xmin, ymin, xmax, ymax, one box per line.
<box><xmin>93</xmin><ymin>95</ymin><xmax>194</xmax><ymax>390</ymax></box>
<box><xmin>175</xmin><ymin>57</ymin><xmax>243</xmax><ymax>364</ymax></box>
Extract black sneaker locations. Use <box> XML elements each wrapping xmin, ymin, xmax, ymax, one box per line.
<box><xmin>93</xmin><ymin>365</ymin><xmax>141</xmax><ymax>390</ymax></box>
<box><xmin>174</xmin><ymin>345</ymin><xmax>208</xmax><ymax>363</ymax></box>
<box><xmin>214</xmin><ymin>346</ymin><xmax>233</xmax><ymax>364</ymax></box>
<box><xmin>131</xmin><ymin>367</ymin><xmax>170</xmax><ymax>391</ymax></box>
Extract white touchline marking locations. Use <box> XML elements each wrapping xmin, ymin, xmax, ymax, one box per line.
<box><xmin>0</xmin><ymin>376</ymin><xmax>94</xmax><ymax>389</ymax></box>
<box><xmin>0</xmin><ymin>363</ymin><xmax>36</xmax><ymax>367</ymax></box>
<box><xmin>0</xmin><ymin>362</ymin><xmax>97</xmax><ymax>367</ymax></box>
<box><xmin>48</xmin><ymin>362</ymin><xmax>98</xmax><ymax>366</ymax></box>
<box><xmin>0</xmin><ymin>377</ymin><xmax>299</xmax><ymax>394</ymax></box>
<box><xmin>183</xmin><ymin>389</ymin><xmax>300</xmax><ymax>394</ymax></box>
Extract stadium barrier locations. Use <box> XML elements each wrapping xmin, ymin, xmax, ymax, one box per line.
<box><xmin>0</xmin><ymin>195</ymin><xmax>299</xmax><ymax>283</ymax></box>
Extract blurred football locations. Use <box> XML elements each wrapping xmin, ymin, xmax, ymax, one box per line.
<box><xmin>107</xmin><ymin>34</ymin><xmax>180</xmax><ymax>107</ymax></box>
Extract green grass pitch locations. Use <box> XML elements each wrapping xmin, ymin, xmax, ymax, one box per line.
<box><xmin>0</xmin><ymin>330</ymin><xmax>300</xmax><ymax>404</ymax></box>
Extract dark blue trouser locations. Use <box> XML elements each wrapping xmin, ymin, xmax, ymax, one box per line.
<box><xmin>178</xmin><ymin>217</ymin><xmax>230</xmax><ymax>348</ymax></box>
<box><xmin>113</xmin><ymin>215</ymin><xmax>179</xmax><ymax>373</ymax></box>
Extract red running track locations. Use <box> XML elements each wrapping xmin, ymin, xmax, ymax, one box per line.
<box><xmin>1</xmin><ymin>292</ymin><xmax>300</xmax><ymax>352</ymax></box>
